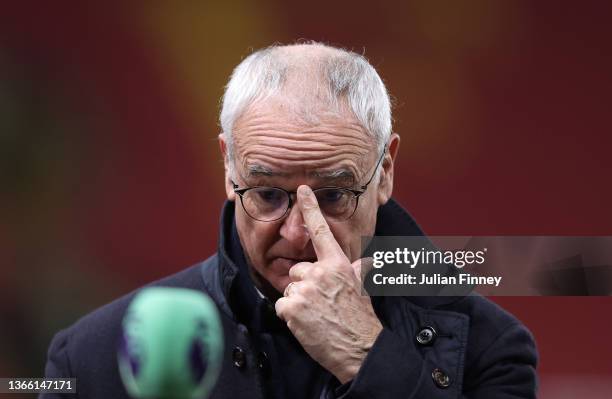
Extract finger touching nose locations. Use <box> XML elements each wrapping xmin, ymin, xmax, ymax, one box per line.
<box><xmin>297</xmin><ymin>185</ymin><xmax>344</xmax><ymax>259</ymax></box>
<box><xmin>279</xmin><ymin>203</ymin><xmax>311</xmax><ymax>250</ymax></box>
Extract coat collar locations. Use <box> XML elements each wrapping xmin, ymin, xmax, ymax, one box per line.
<box><xmin>211</xmin><ymin>198</ymin><xmax>459</xmax><ymax>315</ymax></box>
<box><xmin>216</xmin><ymin>198</ymin><xmax>423</xmax><ymax>294</ymax></box>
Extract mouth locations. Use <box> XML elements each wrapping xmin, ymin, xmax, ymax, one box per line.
<box><xmin>273</xmin><ymin>257</ymin><xmax>317</xmax><ymax>270</ymax></box>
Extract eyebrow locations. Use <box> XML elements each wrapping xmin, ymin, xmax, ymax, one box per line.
<box><xmin>245</xmin><ymin>164</ymin><xmax>356</xmax><ymax>185</ymax></box>
<box><xmin>246</xmin><ymin>164</ymin><xmax>280</xmax><ymax>177</ymax></box>
<box><xmin>311</xmin><ymin>169</ymin><xmax>356</xmax><ymax>184</ymax></box>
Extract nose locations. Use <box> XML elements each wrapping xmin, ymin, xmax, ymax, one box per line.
<box><xmin>278</xmin><ymin>202</ymin><xmax>311</xmax><ymax>251</ymax></box>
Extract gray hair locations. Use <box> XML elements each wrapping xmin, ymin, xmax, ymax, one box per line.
<box><xmin>219</xmin><ymin>42</ymin><xmax>392</xmax><ymax>163</ymax></box>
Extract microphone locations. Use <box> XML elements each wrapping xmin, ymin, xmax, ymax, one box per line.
<box><xmin>118</xmin><ymin>287</ymin><xmax>223</xmax><ymax>399</ymax></box>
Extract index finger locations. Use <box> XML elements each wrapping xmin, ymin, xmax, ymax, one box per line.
<box><xmin>297</xmin><ymin>185</ymin><xmax>345</xmax><ymax>259</ymax></box>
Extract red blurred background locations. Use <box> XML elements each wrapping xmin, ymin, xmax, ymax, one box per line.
<box><xmin>1</xmin><ymin>1</ymin><xmax>611</xmax><ymax>397</ymax></box>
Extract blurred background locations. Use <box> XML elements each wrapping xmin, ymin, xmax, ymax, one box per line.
<box><xmin>1</xmin><ymin>1</ymin><xmax>611</xmax><ymax>398</ymax></box>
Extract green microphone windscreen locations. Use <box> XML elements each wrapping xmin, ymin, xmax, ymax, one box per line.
<box><xmin>118</xmin><ymin>287</ymin><xmax>223</xmax><ymax>399</ymax></box>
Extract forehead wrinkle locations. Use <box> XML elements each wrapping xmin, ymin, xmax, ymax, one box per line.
<box><xmin>235</xmin><ymin>124</ymin><xmax>370</xmax><ymax>148</ymax></box>
<box><xmin>240</xmin><ymin>159</ymin><xmax>358</xmax><ymax>186</ymax></box>
<box><xmin>233</xmin><ymin>96</ymin><xmax>373</xmax><ymax>148</ymax></box>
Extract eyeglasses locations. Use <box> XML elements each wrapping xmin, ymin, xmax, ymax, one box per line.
<box><xmin>232</xmin><ymin>146</ymin><xmax>386</xmax><ymax>222</ymax></box>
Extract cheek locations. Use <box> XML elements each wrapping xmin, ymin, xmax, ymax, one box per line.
<box><xmin>365</xmin><ymin>189</ymin><xmax>381</xmax><ymax>227</ymax></box>
<box><xmin>338</xmin><ymin>196</ymin><xmax>379</xmax><ymax>261</ymax></box>
<box><xmin>235</xmin><ymin>210</ymin><xmax>277</xmax><ymax>263</ymax></box>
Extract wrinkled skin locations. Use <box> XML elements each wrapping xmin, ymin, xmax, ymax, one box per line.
<box><xmin>219</xmin><ymin>92</ymin><xmax>400</xmax><ymax>383</ymax></box>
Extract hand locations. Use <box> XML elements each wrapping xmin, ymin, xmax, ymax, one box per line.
<box><xmin>275</xmin><ymin>185</ymin><xmax>383</xmax><ymax>384</ymax></box>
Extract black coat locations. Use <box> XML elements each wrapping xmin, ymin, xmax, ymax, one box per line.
<box><xmin>42</xmin><ymin>200</ymin><xmax>538</xmax><ymax>398</ymax></box>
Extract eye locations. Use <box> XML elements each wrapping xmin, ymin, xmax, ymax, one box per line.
<box><xmin>241</xmin><ymin>187</ymin><xmax>289</xmax><ymax>220</ymax></box>
<box><xmin>255</xmin><ymin>188</ymin><xmax>284</xmax><ymax>203</ymax></box>
<box><xmin>316</xmin><ymin>189</ymin><xmax>347</xmax><ymax>203</ymax></box>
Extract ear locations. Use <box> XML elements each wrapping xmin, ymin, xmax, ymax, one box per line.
<box><xmin>218</xmin><ymin>133</ymin><xmax>236</xmax><ymax>201</ymax></box>
<box><xmin>377</xmin><ymin>133</ymin><xmax>400</xmax><ymax>205</ymax></box>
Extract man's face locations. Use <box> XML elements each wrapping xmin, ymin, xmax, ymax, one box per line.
<box><xmin>221</xmin><ymin>95</ymin><xmax>397</xmax><ymax>295</ymax></box>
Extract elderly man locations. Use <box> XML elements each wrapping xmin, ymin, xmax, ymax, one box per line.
<box><xmin>43</xmin><ymin>43</ymin><xmax>538</xmax><ymax>398</ymax></box>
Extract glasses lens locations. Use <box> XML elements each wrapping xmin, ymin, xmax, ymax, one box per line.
<box><xmin>314</xmin><ymin>188</ymin><xmax>357</xmax><ymax>221</ymax></box>
<box><xmin>242</xmin><ymin>187</ymin><xmax>289</xmax><ymax>221</ymax></box>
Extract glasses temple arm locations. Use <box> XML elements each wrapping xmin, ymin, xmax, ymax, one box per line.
<box><xmin>360</xmin><ymin>145</ymin><xmax>387</xmax><ymax>190</ymax></box>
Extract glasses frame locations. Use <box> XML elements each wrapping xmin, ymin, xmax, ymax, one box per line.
<box><xmin>232</xmin><ymin>146</ymin><xmax>387</xmax><ymax>222</ymax></box>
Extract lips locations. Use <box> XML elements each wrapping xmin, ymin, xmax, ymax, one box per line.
<box><xmin>280</xmin><ymin>256</ymin><xmax>317</xmax><ymax>263</ymax></box>
<box><xmin>273</xmin><ymin>257</ymin><xmax>317</xmax><ymax>270</ymax></box>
